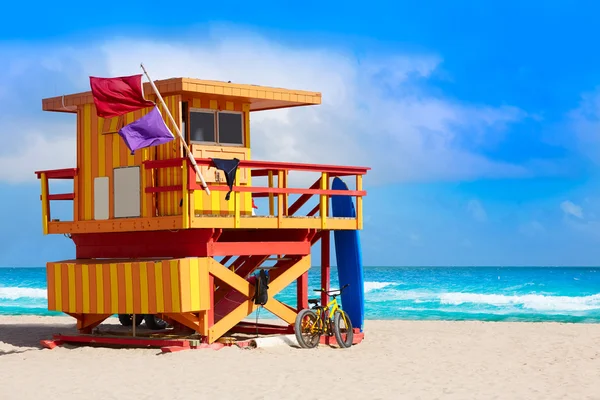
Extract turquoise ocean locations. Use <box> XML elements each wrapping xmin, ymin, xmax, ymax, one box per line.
<box><xmin>2</xmin><ymin>266</ymin><xmax>600</xmax><ymax>323</ymax></box>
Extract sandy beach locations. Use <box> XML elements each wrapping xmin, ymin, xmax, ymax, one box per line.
<box><xmin>0</xmin><ymin>316</ymin><xmax>599</xmax><ymax>399</ymax></box>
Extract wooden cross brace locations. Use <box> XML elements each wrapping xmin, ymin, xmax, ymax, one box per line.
<box><xmin>205</xmin><ymin>255</ymin><xmax>310</xmax><ymax>343</ymax></box>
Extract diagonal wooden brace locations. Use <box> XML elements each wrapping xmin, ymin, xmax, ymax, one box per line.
<box><xmin>206</xmin><ymin>255</ymin><xmax>311</xmax><ymax>343</ymax></box>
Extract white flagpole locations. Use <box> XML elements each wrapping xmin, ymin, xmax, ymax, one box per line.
<box><xmin>140</xmin><ymin>63</ymin><xmax>211</xmax><ymax>196</ymax></box>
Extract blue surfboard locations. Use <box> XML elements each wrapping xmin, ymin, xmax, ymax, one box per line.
<box><xmin>330</xmin><ymin>177</ymin><xmax>365</xmax><ymax>331</ymax></box>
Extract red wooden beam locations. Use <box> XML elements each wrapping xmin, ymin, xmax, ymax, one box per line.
<box><xmin>229</xmin><ymin>324</ymin><xmax>294</xmax><ymax>335</ymax></box>
<box><xmin>207</xmin><ymin>241</ymin><xmax>311</xmax><ymax>256</ymax></box>
<box><xmin>34</xmin><ymin>168</ymin><xmax>78</xmax><ymax>179</ymax></box>
<box><xmin>145</xmin><ymin>158</ymin><xmax>370</xmax><ymax>175</ymax></box>
<box><xmin>72</xmin><ymin>229</ymin><xmax>217</xmax><ymax>259</ymax></box>
<box><xmin>217</xmin><ymin>229</ymin><xmax>313</xmax><ymax>242</ymax></box>
<box><xmin>39</xmin><ymin>193</ymin><xmax>75</xmax><ymax>201</ymax></box>
<box><xmin>51</xmin><ymin>334</ymin><xmax>192</xmax><ymax>349</ymax></box>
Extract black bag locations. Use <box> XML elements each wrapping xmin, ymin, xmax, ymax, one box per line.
<box><xmin>253</xmin><ymin>269</ymin><xmax>269</xmax><ymax>306</ymax></box>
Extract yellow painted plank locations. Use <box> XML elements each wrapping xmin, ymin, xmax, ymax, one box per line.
<box><xmin>182</xmin><ymin>160</ymin><xmax>189</xmax><ymax>228</ymax></box>
<box><xmin>67</xmin><ymin>264</ymin><xmax>76</xmax><ymax>312</ymax></box>
<box><xmin>320</xmin><ymin>172</ymin><xmax>328</xmax><ymax>229</ymax></box>
<box><xmin>208</xmin><ymin>301</ymin><xmax>255</xmax><ymax>343</ymax></box>
<box><xmin>96</xmin><ymin>264</ymin><xmax>104</xmax><ymax>314</ymax></box>
<box><xmin>83</xmin><ymin>105</ymin><xmax>92</xmax><ymax>220</ymax></box>
<box><xmin>264</xmin><ymin>299</ymin><xmax>297</xmax><ymax>324</ymax></box>
<box><xmin>124</xmin><ymin>262</ymin><xmax>133</xmax><ymax>313</ymax></box>
<box><xmin>110</xmin><ymin>263</ymin><xmax>118</xmax><ymax>313</ymax></box>
<box><xmin>356</xmin><ymin>175</ymin><xmax>363</xmax><ymax>229</ymax></box>
<box><xmin>82</xmin><ymin>264</ymin><xmax>90</xmax><ymax>313</ymax></box>
<box><xmin>269</xmin><ymin>256</ymin><xmax>311</xmax><ymax>294</ymax></box>
<box><xmin>155</xmin><ymin>262</ymin><xmax>164</xmax><ymax>312</ymax></box>
<box><xmin>140</xmin><ymin>262</ymin><xmax>148</xmax><ymax>313</ymax></box>
<box><xmin>198</xmin><ymin>258</ymin><xmax>210</xmax><ymax>310</ymax></box>
<box><xmin>40</xmin><ymin>173</ymin><xmax>49</xmax><ymax>235</ymax></box>
<box><xmin>189</xmin><ymin>258</ymin><xmax>200</xmax><ymax>310</ymax></box>
<box><xmin>98</xmin><ymin>117</ymin><xmax>106</xmax><ymax>177</ymax></box>
<box><xmin>170</xmin><ymin>260</ymin><xmax>180</xmax><ymax>312</ymax></box>
<box><xmin>54</xmin><ymin>264</ymin><xmax>62</xmax><ymax>310</ymax></box>
<box><xmin>208</xmin><ymin>259</ymin><xmax>252</xmax><ymax>297</ymax></box>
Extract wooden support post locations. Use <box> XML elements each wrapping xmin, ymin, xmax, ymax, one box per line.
<box><xmin>268</xmin><ymin>171</ymin><xmax>274</xmax><ymax>216</ymax></box>
<box><xmin>297</xmin><ymin>271</ymin><xmax>308</xmax><ymax>311</ymax></box>
<box><xmin>320</xmin><ymin>172</ymin><xmax>328</xmax><ymax>229</ymax></box>
<box><xmin>321</xmin><ymin>230</ymin><xmax>331</xmax><ymax>306</ymax></box>
<box><xmin>283</xmin><ymin>170</ymin><xmax>288</xmax><ymax>215</ymax></box>
<box><xmin>356</xmin><ymin>175</ymin><xmax>363</xmax><ymax>229</ymax></box>
<box><xmin>40</xmin><ymin>172</ymin><xmax>49</xmax><ymax>235</ymax></box>
<box><xmin>234</xmin><ymin>172</ymin><xmax>241</xmax><ymax>228</ymax></box>
<box><xmin>277</xmin><ymin>170</ymin><xmax>284</xmax><ymax>227</ymax></box>
<box><xmin>208</xmin><ymin>275</ymin><xmax>214</xmax><ymax>328</ymax></box>
<box><xmin>182</xmin><ymin>159</ymin><xmax>189</xmax><ymax>228</ymax></box>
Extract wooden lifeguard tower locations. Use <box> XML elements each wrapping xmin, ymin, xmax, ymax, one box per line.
<box><xmin>35</xmin><ymin>74</ymin><xmax>369</xmax><ymax>347</ymax></box>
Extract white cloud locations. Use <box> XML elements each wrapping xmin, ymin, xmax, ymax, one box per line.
<box><xmin>0</xmin><ymin>27</ymin><xmax>530</xmax><ymax>184</ymax></box>
<box><xmin>467</xmin><ymin>199</ymin><xmax>487</xmax><ymax>222</ymax></box>
<box><xmin>560</xmin><ymin>200</ymin><xmax>583</xmax><ymax>219</ymax></box>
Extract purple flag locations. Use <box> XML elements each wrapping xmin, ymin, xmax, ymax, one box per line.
<box><xmin>118</xmin><ymin>106</ymin><xmax>174</xmax><ymax>154</ymax></box>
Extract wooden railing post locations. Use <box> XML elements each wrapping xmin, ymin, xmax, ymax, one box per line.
<box><xmin>320</xmin><ymin>172</ymin><xmax>328</xmax><ymax>229</ymax></box>
<box><xmin>40</xmin><ymin>172</ymin><xmax>49</xmax><ymax>235</ymax></box>
<box><xmin>277</xmin><ymin>170</ymin><xmax>284</xmax><ymax>227</ymax></box>
<box><xmin>268</xmin><ymin>171</ymin><xmax>274</xmax><ymax>216</ymax></box>
<box><xmin>234</xmin><ymin>172</ymin><xmax>241</xmax><ymax>228</ymax></box>
<box><xmin>182</xmin><ymin>159</ymin><xmax>189</xmax><ymax>228</ymax></box>
<box><xmin>356</xmin><ymin>174</ymin><xmax>363</xmax><ymax>229</ymax></box>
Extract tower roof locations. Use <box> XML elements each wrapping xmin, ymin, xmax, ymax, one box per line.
<box><xmin>42</xmin><ymin>77</ymin><xmax>322</xmax><ymax>114</ymax></box>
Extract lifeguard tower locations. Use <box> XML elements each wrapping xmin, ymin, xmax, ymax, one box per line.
<box><xmin>35</xmin><ymin>74</ymin><xmax>369</xmax><ymax>348</ymax></box>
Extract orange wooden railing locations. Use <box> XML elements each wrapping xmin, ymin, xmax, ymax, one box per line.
<box><xmin>34</xmin><ymin>168</ymin><xmax>78</xmax><ymax>234</ymax></box>
<box><xmin>143</xmin><ymin>158</ymin><xmax>369</xmax><ymax>229</ymax></box>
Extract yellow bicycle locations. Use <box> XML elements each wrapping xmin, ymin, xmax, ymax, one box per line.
<box><xmin>294</xmin><ymin>284</ymin><xmax>354</xmax><ymax>348</ymax></box>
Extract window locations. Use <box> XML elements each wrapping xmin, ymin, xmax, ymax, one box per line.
<box><xmin>218</xmin><ymin>112</ymin><xmax>244</xmax><ymax>145</ymax></box>
<box><xmin>190</xmin><ymin>109</ymin><xmax>215</xmax><ymax>143</ymax></box>
<box><xmin>188</xmin><ymin>106</ymin><xmax>244</xmax><ymax>146</ymax></box>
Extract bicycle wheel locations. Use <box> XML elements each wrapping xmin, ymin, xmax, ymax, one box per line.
<box><xmin>333</xmin><ymin>310</ymin><xmax>354</xmax><ymax>348</ymax></box>
<box><xmin>294</xmin><ymin>309</ymin><xmax>321</xmax><ymax>349</ymax></box>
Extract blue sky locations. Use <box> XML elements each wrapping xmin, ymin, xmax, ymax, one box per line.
<box><xmin>1</xmin><ymin>1</ymin><xmax>600</xmax><ymax>266</ymax></box>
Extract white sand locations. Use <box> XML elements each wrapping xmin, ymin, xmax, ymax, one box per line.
<box><xmin>1</xmin><ymin>315</ymin><xmax>600</xmax><ymax>399</ymax></box>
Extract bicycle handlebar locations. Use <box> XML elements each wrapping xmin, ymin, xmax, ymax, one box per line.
<box><xmin>313</xmin><ymin>283</ymin><xmax>350</xmax><ymax>295</ymax></box>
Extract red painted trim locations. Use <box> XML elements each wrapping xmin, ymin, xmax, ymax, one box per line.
<box><xmin>52</xmin><ymin>334</ymin><xmax>192</xmax><ymax>348</ymax></box>
<box><xmin>72</xmin><ymin>229</ymin><xmax>216</xmax><ymax>259</ymax></box>
<box><xmin>146</xmin><ymin>183</ymin><xmax>365</xmax><ymax>197</ymax></box>
<box><xmin>320</xmin><ymin>329</ymin><xmax>364</xmax><ymax>346</ymax></box>
<box><xmin>229</xmin><ymin>324</ymin><xmax>294</xmax><ymax>335</ymax></box>
<box><xmin>35</xmin><ymin>168</ymin><xmax>78</xmax><ymax>179</ymax></box>
<box><xmin>218</xmin><ymin>229</ymin><xmax>313</xmax><ymax>242</ymax></box>
<box><xmin>144</xmin><ymin>158</ymin><xmax>370</xmax><ymax>175</ymax></box>
<box><xmin>207</xmin><ymin>241</ymin><xmax>311</xmax><ymax>256</ymax></box>
<box><xmin>40</xmin><ymin>193</ymin><xmax>75</xmax><ymax>201</ymax></box>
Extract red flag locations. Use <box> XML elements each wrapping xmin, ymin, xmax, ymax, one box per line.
<box><xmin>89</xmin><ymin>74</ymin><xmax>155</xmax><ymax>118</ymax></box>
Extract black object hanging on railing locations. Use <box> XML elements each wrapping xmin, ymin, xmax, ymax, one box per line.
<box><xmin>210</xmin><ymin>158</ymin><xmax>240</xmax><ymax>201</ymax></box>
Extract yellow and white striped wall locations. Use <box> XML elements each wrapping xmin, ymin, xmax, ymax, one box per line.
<box><xmin>46</xmin><ymin>258</ymin><xmax>211</xmax><ymax>315</ymax></box>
